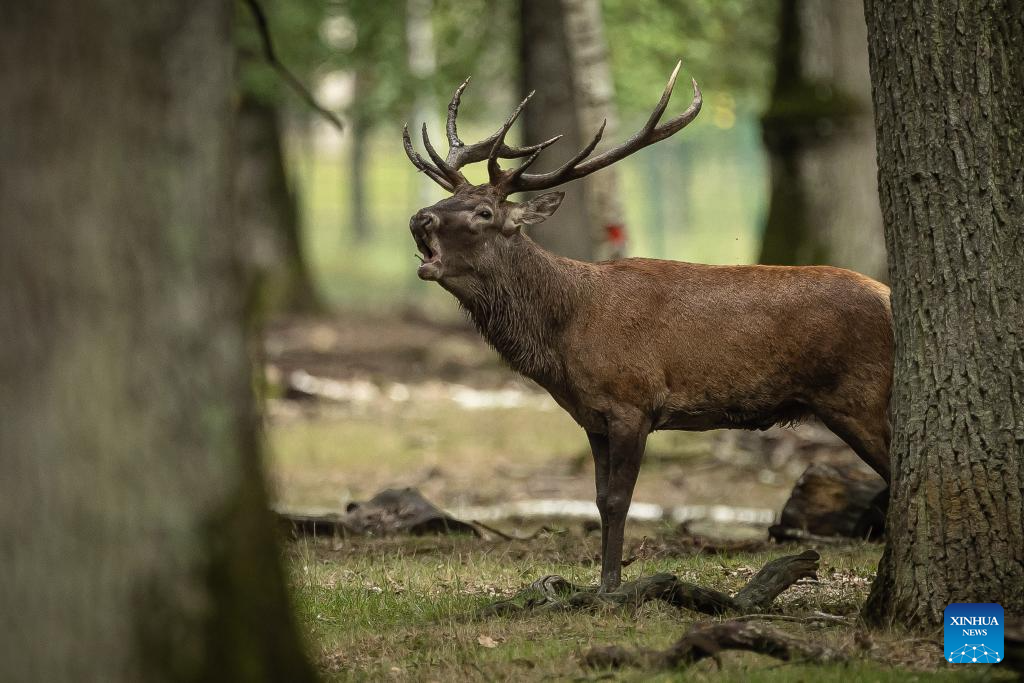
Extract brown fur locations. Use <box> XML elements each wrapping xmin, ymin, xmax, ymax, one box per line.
<box><xmin>411</xmin><ymin>183</ymin><xmax>893</xmax><ymax>591</ymax></box>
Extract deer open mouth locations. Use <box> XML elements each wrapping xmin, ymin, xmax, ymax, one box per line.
<box><xmin>414</xmin><ymin>233</ymin><xmax>443</xmax><ymax>280</ymax></box>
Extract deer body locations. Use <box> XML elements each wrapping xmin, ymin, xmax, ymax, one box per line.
<box><xmin>447</xmin><ymin>231</ymin><xmax>891</xmax><ymax>439</ymax></box>
<box><xmin>405</xmin><ymin>64</ymin><xmax>892</xmax><ymax>591</ymax></box>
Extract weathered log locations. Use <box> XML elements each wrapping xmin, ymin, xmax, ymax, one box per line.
<box><xmin>581</xmin><ymin>619</ymin><xmax>847</xmax><ymax>670</ymax></box>
<box><xmin>277</xmin><ymin>487</ymin><xmax>479</xmax><ymax>538</ymax></box>
<box><xmin>478</xmin><ymin>549</ymin><xmax>819</xmax><ymax>617</ymax></box>
<box><xmin>769</xmin><ymin>463</ymin><xmax>887</xmax><ymax>541</ymax></box>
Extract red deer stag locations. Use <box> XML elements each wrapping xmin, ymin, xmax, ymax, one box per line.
<box><xmin>404</xmin><ymin>63</ymin><xmax>892</xmax><ymax>591</ymax></box>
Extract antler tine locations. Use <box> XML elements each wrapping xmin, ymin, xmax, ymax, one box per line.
<box><xmin>642</xmin><ymin>60</ymin><xmax>682</xmax><ymax>133</ymax></box>
<box><xmin>507</xmin><ymin>62</ymin><xmax>702</xmax><ymax>194</ymax></box>
<box><xmin>403</xmin><ymin>124</ymin><xmax>455</xmax><ymax>192</ymax></box>
<box><xmin>504</xmin><ymin>135</ymin><xmax>564</xmax><ymax>185</ymax></box>
<box><xmin>440</xmin><ymin>76</ymin><xmax>564</xmax><ymax>173</ymax></box>
<box><xmin>649</xmin><ymin>77</ymin><xmax>702</xmax><ymax>142</ymax></box>
<box><xmin>486</xmin><ymin>91</ymin><xmax>534</xmax><ymax>182</ymax></box>
<box><xmin>421</xmin><ymin>123</ymin><xmax>465</xmax><ymax>186</ymax></box>
<box><xmin>446</xmin><ymin>76</ymin><xmax>471</xmax><ymax>148</ymax></box>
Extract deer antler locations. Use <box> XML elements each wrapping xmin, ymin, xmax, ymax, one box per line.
<box><xmin>504</xmin><ymin>61</ymin><xmax>701</xmax><ymax>194</ymax></box>
<box><xmin>402</xmin><ymin>62</ymin><xmax>701</xmax><ymax>197</ymax></box>
<box><xmin>402</xmin><ymin>77</ymin><xmax>561</xmax><ymax>191</ymax></box>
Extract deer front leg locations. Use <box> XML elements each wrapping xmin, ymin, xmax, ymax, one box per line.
<box><xmin>587</xmin><ymin>431</ymin><xmax>611</xmax><ymax>564</ymax></box>
<box><xmin>598</xmin><ymin>415</ymin><xmax>650</xmax><ymax>592</ymax></box>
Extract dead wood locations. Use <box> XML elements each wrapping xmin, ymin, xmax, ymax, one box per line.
<box><xmin>277</xmin><ymin>487</ymin><xmax>479</xmax><ymax>538</ymax></box>
<box><xmin>581</xmin><ymin>619</ymin><xmax>847</xmax><ymax>670</ymax></box>
<box><xmin>769</xmin><ymin>463</ymin><xmax>887</xmax><ymax>541</ymax></box>
<box><xmin>478</xmin><ymin>549</ymin><xmax>819</xmax><ymax>618</ymax></box>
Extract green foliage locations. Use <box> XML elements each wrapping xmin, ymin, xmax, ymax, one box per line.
<box><xmin>602</xmin><ymin>0</ymin><xmax>779</xmax><ymax>113</ymax></box>
<box><xmin>236</xmin><ymin>0</ymin><xmax>336</xmax><ymax>105</ymax></box>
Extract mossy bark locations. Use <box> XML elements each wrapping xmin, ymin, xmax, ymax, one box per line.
<box><xmin>862</xmin><ymin>0</ymin><xmax>1024</xmax><ymax>627</ymax></box>
<box><xmin>0</xmin><ymin>3</ymin><xmax>316</xmax><ymax>680</ymax></box>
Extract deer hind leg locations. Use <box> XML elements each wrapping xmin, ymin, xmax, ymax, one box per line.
<box><xmin>815</xmin><ymin>404</ymin><xmax>891</xmax><ymax>483</ymax></box>
<box><xmin>598</xmin><ymin>413</ymin><xmax>651</xmax><ymax>593</ymax></box>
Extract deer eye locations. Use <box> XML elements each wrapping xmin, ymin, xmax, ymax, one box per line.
<box><xmin>475</xmin><ymin>208</ymin><xmax>493</xmax><ymax>220</ymax></box>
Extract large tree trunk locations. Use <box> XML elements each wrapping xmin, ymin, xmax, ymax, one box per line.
<box><xmin>862</xmin><ymin>1</ymin><xmax>1024</xmax><ymax>627</ymax></box>
<box><xmin>561</xmin><ymin>0</ymin><xmax>625</xmax><ymax>259</ymax></box>
<box><xmin>519</xmin><ymin>0</ymin><xmax>596</xmax><ymax>261</ymax></box>
<box><xmin>0</xmin><ymin>3</ymin><xmax>316</xmax><ymax>680</ymax></box>
<box><xmin>236</xmin><ymin>92</ymin><xmax>322</xmax><ymax>314</ymax></box>
<box><xmin>759</xmin><ymin>0</ymin><xmax>887</xmax><ymax>281</ymax></box>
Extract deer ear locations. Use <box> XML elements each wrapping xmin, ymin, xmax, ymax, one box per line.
<box><xmin>504</xmin><ymin>192</ymin><xmax>564</xmax><ymax>233</ymax></box>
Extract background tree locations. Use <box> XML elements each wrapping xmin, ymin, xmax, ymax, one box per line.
<box><xmin>0</xmin><ymin>3</ymin><xmax>315</xmax><ymax>679</ymax></box>
<box><xmin>562</xmin><ymin>0</ymin><xmax>626</xmax><ymax>260</ymax></box>
<box><xmin>758</xmin><ymin>0</ymin><xmax>886</xmax><ymax>280</ymax></box>
<box><xmin>519</xmin><ymin>0</ymin><xmax>597</xmax><ymax>261</ymax></box>
<box><xmin>237</xmin><ymin>0</ymin><xmax>335</xmax><ymax>313</ymax></box>
<box><xmin>863</xmin><ymin>0</ymin><xmax>1023</xmax><ymax>626</ymax></box>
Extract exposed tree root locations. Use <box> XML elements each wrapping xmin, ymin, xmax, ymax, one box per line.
<box><xmin>580</xmin><ymin>619</ymin><xmax>847</xmax><ymax>670</ymax></box>
<box><xmin>478</xmin><ymin>549</ymin><xmax>820</xmax><ymax>618</ymax></box>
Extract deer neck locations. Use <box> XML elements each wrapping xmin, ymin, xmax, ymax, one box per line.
<box><xmin>442</xmin><ymin>234</ymin><xmax>584</xmax><ymax>386</ymax></box>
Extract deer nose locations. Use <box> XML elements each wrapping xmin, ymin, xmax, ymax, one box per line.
<box><xmin>411</xmin><ymin>210</ymin><xmax>439</xmax><ymax>233</ymax></box>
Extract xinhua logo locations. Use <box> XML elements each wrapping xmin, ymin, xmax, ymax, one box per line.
<box><xmin>944</xmin><ymin>603</ymin><xmax>1004</xmax><ymax>664</ymax></box>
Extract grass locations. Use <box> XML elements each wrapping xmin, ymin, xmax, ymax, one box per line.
<box><xmin>264</xmin><ymin>318</ymin><xmax>1011</xmax><ymax>681</ymax></box>
<box><xmin>267</xmin><ymin>402</ymin><xmax>586</xmax><ymax>510</ymax></box>
<box><xmin>284</xmin><ymin>535</ymin><xmax>1005</xmax><ymax>682</ymax></box>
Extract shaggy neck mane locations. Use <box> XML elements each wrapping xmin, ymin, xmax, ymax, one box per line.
<box><xmin>445</xmin><ymin>234</ymin><xmax>585</xmax><ymax>386</ymax></box>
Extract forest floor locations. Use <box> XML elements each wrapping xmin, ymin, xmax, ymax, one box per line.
<box><xmin>264</xmin><ymin>313</ymin><xmax>1008</xmax><ymax>681</ymax></box>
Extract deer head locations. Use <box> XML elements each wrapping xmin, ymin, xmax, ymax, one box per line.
<box><xmin>405</xmin><ymin>62</ymin><xmax>701</xmax><ymax>282</ymax></box>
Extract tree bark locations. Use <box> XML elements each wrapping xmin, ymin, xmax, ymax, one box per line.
<box><xmin>862</xmin><ymin>0</ymin><xmax>1024</xmax><ymax>627</ymax></box>
<box><xmin>519</xmin><ymin>0</ymin><xmax>596</xmax><ymax>261</ymax></box>
<box><xmin>0</xmin><ymin>3</ymin><xmax>316</xmax><ymax>680</ymax></box>
<box><xmin>759</xmin><ymin>0</ymin><xmax>887</xmax><ymax>281</ymax></box>
<box><xmin>561</xmin><ymin>0</ymin><xmax>625</xmax><ymax>259</ymax></box>
<box><xmin>236</xmin><ymin>92</ymin><xmax>322</xmax><ymax>314</ymax></box>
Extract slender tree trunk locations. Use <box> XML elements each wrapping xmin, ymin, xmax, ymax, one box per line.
<box><xmin>862</xmin><ymin>0</ymin><xmax>1024</xmax><ymax>627</ymax></box>
<box><xmin>561</xmin><ymin>0</ymin><xmax>625</xmax><ymax>259</ymax></box>
<box><xmin>759</xmin><ymin>0</ymin><xmax>886</xmax><ymax>281</ymax></box>
<box><xmin>519</xmin><ymin>0</ymin><xmax>595</xmax><ymax>261</ymax></box>
<box><xmin>236</xmin><ymin>92</ymin><xmax>322</xmax><ymax>314</ymax></box>
<box><xmin>348</xmin><ymin>74</ymin><xmax>372</xmax><ymax>244</ymax></box>
<box><xmin>407</xmin><ymin>0</ymin><xmax>442</xmax><ymax>207</ymax></box>
<box><xmin>0</xmin><ymin>3</ymin><xmax>316</xmax><ymax>680</ymax></box>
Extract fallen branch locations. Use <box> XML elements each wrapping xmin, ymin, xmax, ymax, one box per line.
<box><xmin>469</xmin><ymin>520</ymin><xmax>560</xmax><ymax>542</ymax></box>
<box><xmin>731</xmin><ymin>611</ymin><xmax>853</xmax><ymax>626</ymax></box>
<box><xmin>478</xmin><ymin>549</ymin><xmax>819</xmax><ymax>618</ymax></box>
<box><xmin>581</xmin><ymin>619</ymin><xmax>847</xmax><ymax>670</ymax></box>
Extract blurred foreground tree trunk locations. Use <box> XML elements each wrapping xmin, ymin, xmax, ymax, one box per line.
<box><xmin>759</xmin><ymin>0</ymin><xmax>886</xmax><ymax>280</ymax></box>
<box><xmin>862</xmin><ymin>0</ymin><xmax>1024</xmax><ymax>627</ymax></box>
<box><xmin>236</xmin><ymin>91</ymin><xmax>323</xmax><ymax>314</ymax></box>
<box><xmin>519</xmin><ymin>0</ymin><xmax>596</xmax><ymax>261</ymax></box>
<box><xmin>0</xmin><ymin>3</ymin><xmax>316</xmax><ymax>680</ymax></box>
<box><xmin>561</xmin><ymin>0</ymin><xmax>625</xmax><ymax>259</ymax></box>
